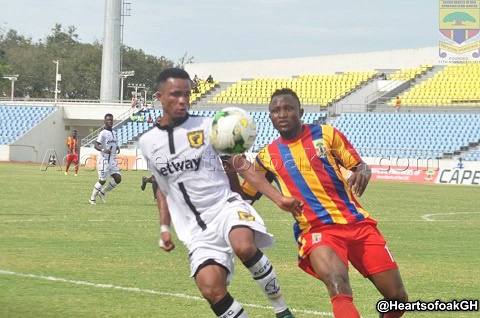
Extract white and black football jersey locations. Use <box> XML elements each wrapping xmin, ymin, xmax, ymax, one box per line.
<box><xmin>139</xmin><ymin>115</ymin><xmax>241</xmax><ymax>246</ymax></box>
<box><xmin>96</xmin><ymin>129</ymin><xmax>118</xmax><ymax>162</ymax></box>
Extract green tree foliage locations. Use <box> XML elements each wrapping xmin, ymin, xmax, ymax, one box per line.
<box><xmin>0</xmin><ymin>24</ymin><xmax>176</xmax><ymax>100</ymax></box>
<box><xmin>121</xmin><ymin>46</ymin><xmax>174</xmax><ymax>101</ymax></box>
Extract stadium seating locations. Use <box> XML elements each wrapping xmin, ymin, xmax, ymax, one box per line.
<box><xmin>388</xmin><ymin>63</ymin><xmax>480</xmax><ymax>106</ymax></box>
<box><xmin>191</xmin><ymin>79</ymin><xmax>219</xmax><ymax>104</ymax></box>
<box><xmin>461</xmin><ymin>147</ymin><xmax>480</xmax><ymax>161</ymax></box>
<box><xmin>114</xmin><ymin>109</ymin><xmax>327</xmax><ymax>151</ymax></box>
<box><xmin>114</xmin><ymin>110</ymin><xmax>480</xmax><ymax>160</ymax></box>
<box><xmin>388</xmin><ymin>64</ymin><xmax>433</xmax><ymax>81</ymax></box>
<box><xmin>0</xmin><ymin>106</ymin><xmax>57</xmax><ymax>145</ymax></box>
<box><xmin>330</xmin><ymin>113</ymin><xmax>480</xmax><ymax>159</ymax></box>
<box><xmin>209</xmin><ymin>71</ymin><xmax>378</xmax><ymax>107</ymax></box>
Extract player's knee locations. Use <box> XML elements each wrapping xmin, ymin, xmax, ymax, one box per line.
<box><xmin>198</xmin><ymin>284</ymin><xmax>227</xmax><ymax>305</ymax></box>
<box><xmin>99</xmin><ymin>180</ymin><xmax>106</xmax><ymax>185</ymax></box>
<box><xmin>233</xmin><ymin>244</ymin><xmax>257</xmax><ymax>263</ymax></box>
<box><xmin>386</xmin><ymin>288</ymin><xmax>408</xmax><ymax>303</ymax></box>
<box><xmin>323</xmin><ymin>273</ymin><xmax>352</xmax><ymax>295</ymax></box>
<box><xmin>114</xmin><ymin>177</ymin><xmax>122</xmax><ymax>184</ymax></box>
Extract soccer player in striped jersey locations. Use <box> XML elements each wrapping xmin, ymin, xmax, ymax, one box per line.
<box><xmin>139</xmin><ymin>68</ymin><xmax>302</xmax><ymax>318</ymax></box>
<box><xmin>89</xmin><ymin>113</ymin><xmax>122</xmax><ymax>205</ymax></box>
<box><xmin>65</xmin><ymin>130</ymin><xmax>79</xmax><ymax>176</ymax></box>
<box><xmin>239</xmin><ymin>89</ymin><xmax>408</xmax><ymax>318</ymax></box>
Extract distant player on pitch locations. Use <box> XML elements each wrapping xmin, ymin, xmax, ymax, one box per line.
<box><xmin>65</xmin><ymin>130</ymin><xmax>79</xmax><ymax>176</ymax></box>
<box><xmin>89</xmin><ymin>113</ymin><xmax>122</xmax><ymax>204</ymax></box>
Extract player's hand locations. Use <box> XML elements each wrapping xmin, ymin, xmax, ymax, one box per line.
<box><xmin>277</xmin><ymin>196</ymin><xmax>304</xmax><ymax>217</ymax></box>
<box><xmin>348</xmin><ymin>165</ymin><xmax>371</xmax><ymax>197</ymax></box>
<box><xmin>159</xmin><ymin>232</ymin><xmax>175</xmax><ymax>252</ymax></box>
<box><xmin>221</xmin><ymin>155</ymin><xmax>236</xmax><ymax>173</ymax></box>
<box><xmin>103</xmin><ymin>149</ymin><xmax>111</xmax><ymax>154</ymax></box>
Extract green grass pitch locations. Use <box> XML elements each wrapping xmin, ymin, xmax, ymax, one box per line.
<box><xmin>0</xmin><ymin>163</ymin><xmax>479</xmax><ymax>317</ymax></box>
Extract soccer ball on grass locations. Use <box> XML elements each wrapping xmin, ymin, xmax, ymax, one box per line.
<box><xmin>210</xmin><ymin>107</ymin><xmax>257</xmax><ymax>155</ymax></box>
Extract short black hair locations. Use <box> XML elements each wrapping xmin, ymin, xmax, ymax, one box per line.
<box><xmin>157</xmin><ymin>68</ymin><xmax>190</xmax><ymax>85</ymax></box>
<box><xmin>104</xmin><ymin>113</ymin><xmax>113</xmax><ymax>119</ymax></box>
<box><xmin>270</xmin><ymin>88</ymin><xmax>301</xmax><ymax>107</ymax></box>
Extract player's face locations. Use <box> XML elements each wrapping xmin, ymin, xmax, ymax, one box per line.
<box><xmin>269</xmin><ymin>94</ymin><xmax>304</xmax><ymax>140</ymax></box>
<box><xmin>157</xmin><ymin>78</ymin><xmax>191</xmax><ymax>124</ymax></box>
<box><xmin>104</xmin><ymin>116</ymin><xmax>114</xmax><ymax>129</ymax></box>
<box><xmin>72</xmin><ymin>131</ymin><xmax>77</xmax><ymax>138</ymax></box>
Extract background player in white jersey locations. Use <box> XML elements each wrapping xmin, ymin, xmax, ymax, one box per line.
<box><xmin>140</xmin><ymin>68</ymin><xmax>303</xmax><ymax>318</ymax></box>
<box><xmin>89</xmin><ymin>113</ymin><xmax>122</xmax><ymax>204</ymax></box>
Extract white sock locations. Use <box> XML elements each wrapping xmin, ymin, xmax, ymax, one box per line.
<box><xmin>244</xmin><ymin>251</ymin><xmax>287</xmax><ymax>314</ymax></box>
<box><xmin>211</xmin><ymin>293</ymin><xmax>248</xmax><ymax>318</ymax></box>
<box><xmin>103</xmin><ymin>180</ymin><xmax>118</xmax><ymax>193</ymax></box>
<box><xmin>91</xmin><ymin>182</ymin><xmax>103</xmax><ymax>200</ymax></box>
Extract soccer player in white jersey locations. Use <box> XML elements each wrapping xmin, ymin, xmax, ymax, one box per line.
<box><xmin>89</xmin><ymin>113</ymin><xmax>122</xmax><ymax>204</ymax></box>
<box><xmin>139</xmin><ymin>68</ymin><xmax>303</xmax><ymax>318</ymax></box>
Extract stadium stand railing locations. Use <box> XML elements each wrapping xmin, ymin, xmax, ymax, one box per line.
<box><xmin>81</xmin><ymin>107</ymin><xmax>138</xmax><ymax>147</ymax></box>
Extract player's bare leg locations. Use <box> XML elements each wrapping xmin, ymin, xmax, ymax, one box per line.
<box><xmin>368</xmin><ymin>269</ymin><xmax>408</xmax><ymax>318</ymax></box>
<box><xmin>65</xmin><ymin>157</ymin><xmax>72</xmax><ymax>175</ymax></box>
<box><xmin>195</xmin><ymin>264</ymin><xmax>247</xmax><ymax>317</ymax></box>
<box><xmin>229</xmin><ymin>226</ymin><xmax>294</xmax><ymax>318</ymax></box>
<box><xmin>309</xmin><ymin>245</ymin><xmax>360</xmax><ymax>318</ymax></box>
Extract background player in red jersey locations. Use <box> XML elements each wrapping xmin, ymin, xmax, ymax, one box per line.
<box><xmin>65</xmin><ymin>130</ymin><xmax>79</xmax><ymax>176</ymax></box>
<box><xmin>236</xmin><ymin>88</ymin><xmax>408</xmax><ymax>318</ymax></box>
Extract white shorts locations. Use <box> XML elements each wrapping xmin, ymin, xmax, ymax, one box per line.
<box><xmin>187</xmin><ymin>198</ymin><xmax>274</xmax><ymax>283</ymax></box>
<box><xmin>97</xmin><ymin>159</ymin><xmax>121</xmax><ymax>181</ymax></box>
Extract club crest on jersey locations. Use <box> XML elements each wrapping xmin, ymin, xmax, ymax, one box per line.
<box><xmin>313</xmin><ymin>138</ymin><xmax>328</xmax><ymax>158</ymax></box>
<box><xmin>187</xmin><ymin>130</ymin><xmax>204</xmax><ymax>148</ymax></box>
<box><xmin>312</xmin><ymin>233</ymin><xmax>322</xmax><ymax>244</ymax></box>
<box><xmin>238</xmin><ymin>211</ymin><xmax>255</xmax><ymax>221</ymax></box>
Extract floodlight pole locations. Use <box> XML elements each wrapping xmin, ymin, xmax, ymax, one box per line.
<box><xmin>52</xmin><ymin>60</ymin><xmax>59</xmax><ymax>103</ymax></box>
<box><xmin>120</xmin><ymin>70</ymin><xmax>135</xmax><ymax>103</ymax></box>
<box><xmin>3</xmin><ymin>74</ymin><xmax>18</xmax><ymax>101</ymax></box>
<box><xmin>127</xmin><ymin>83</ymin><xmax>146</xmax><ymax>108</ymax></box>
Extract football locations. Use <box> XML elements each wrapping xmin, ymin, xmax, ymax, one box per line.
<box><xmin>210</xmin><ymin>107</ymin><xmax>257</xmax><ymax>155</ymax></box>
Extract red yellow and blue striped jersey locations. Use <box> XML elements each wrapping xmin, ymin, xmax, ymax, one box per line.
<box><xmin>242</xmin><ymin>124</ymin><xmax>370</xmax><ymax>236</ymax></box>
<box><xmin>66</xmin><ymin>136</ymin><xmax>78</xmax><ymax>154</ymax></box>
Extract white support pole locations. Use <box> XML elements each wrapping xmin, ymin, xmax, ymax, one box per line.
<box><xmin>53</xmin><ymin>60</ymin><xmax>59</xmax><ymax>103</ymax></box>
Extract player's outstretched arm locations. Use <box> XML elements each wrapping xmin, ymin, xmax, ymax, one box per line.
<box><xmin>221</xmin><ymin>155</ymin><xmax>257</xmax><ymax>202</ymax></box>
<box><xmin>229</xmin><ymin>154</ymin><xmax>303</xmax><ymax>216</ymax></box>
<box><xmin>156</xmin><ymin>188</ymin><xmax>175</xmax><ymax>252</ymax></box>
<box><xmin>347</xmin><ymin>162</ymin><xmax>372</xmax><ymax>197</ymax></box>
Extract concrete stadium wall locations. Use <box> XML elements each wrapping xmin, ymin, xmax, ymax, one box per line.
<box><xmin>10</xmin><ymin>109</ymin><xmax>65</xmax><ymax>162</ymax></box>
<box><xmin>185</xmin><ymin>46</ymin><xmax>438</xmax><ymax>82</ymax></box>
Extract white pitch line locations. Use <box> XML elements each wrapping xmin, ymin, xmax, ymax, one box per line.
<box><xmin>421</xmin><ymin>212</ymin><xmax>480</xmax><ymax>222</ymax></box>
<box><xmin>1</xmin><ymin>218</ymin><xmax>437</xmax><ymax>224</ymax></box>
<box><xmin>0</xmin><ymin>219</ymin><xmax>155</xmax><ymax>223</ymax></box>
<box><xmin>0</xmin><ymin>270</ymin><xmax>332</xmax><ymax>317</ymax></box>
